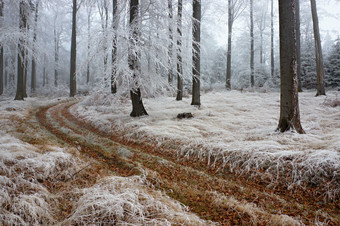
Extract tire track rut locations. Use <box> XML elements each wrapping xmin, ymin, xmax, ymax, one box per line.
<box><xmin>35</xmin><ymin>101</ymin><xmax>339</xmax><ymax>225</ymax></box>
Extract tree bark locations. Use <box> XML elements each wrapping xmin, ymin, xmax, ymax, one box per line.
<box><xmin>250</xmin><ymin>0</ymin><xmax>254</xmax><ymax>87</ymax></box>
<box><xmin>168</xmin><ymin>0</ymin><xmax>173</xmax><ymax>83</ymax></box>
<box><xmin>191</xmin><ymin>0</ymin><xmax>201</xmax><ymax>106</ymax></box>
<box><xmin>226</xmin><ymin>0</ymin><xmax>232</xmax><ymax>89</ymax></box>
<box><xmin>129</xmin><ymin>0</ymin><xmax>147</xmax><ymax>117</ymax></box>
<box><xmin>277</xmin><ymin>0</ymin><xmax>304</xmax><ymax>134</ymax></box>
<box><xmin>176</xmin><ymin>0</ymin><xmax>183</xmax><ymax>101</ymax></box>
<box><xmin>31</xmin><ymin>0</ymin><xmax>39</xmax><ymax>93</ymax></box>
<box><xmin>270</xmin><ymin>0</ymin><xmax>274</xmax><ymax>79</ymax></box>
<box><xmin>296</xmin><ymin>0</ymin><xmax>302</xmax><ymax>92</ymax></box>
<box><xmin>310</xmin><ymin>0</ymin><xmax>325</xmax><ymax>96</ymax></box>
<box><xmin>270</xmin><ymin>0</ymin><xmax>275</xmax><ymax>79</ymax></box>
<box><xmin>15</xmin><ymin>1</ymin><xmax>26</xmax><ymax>100</ymax></box>
<box><xmin>111</xmin><ymin>0</ymin><xmax>118</xmax><ymax>93</ymax></box>
<box><xmin>0</xmin><ymin>0</ymin><xmax>4</xmax><ymax>95</ymax></box>
<box><xmin>87</xmin><ymin>6</ymin><xmax>91</xmax><ymax>84</ymax></box>
<box><xmin>70</xmin><ymin>0</ymin><xmax>77</xmax><ymax>97</ymax></box>
<box><xmin>54</xmin><ymin>27</ymin><xmax>59</xmax><ymax>87</ymax></box>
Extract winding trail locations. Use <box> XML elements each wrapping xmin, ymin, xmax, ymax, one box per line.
<box><xmin>34</xmin><ymin>100</ymin><xmax>339</xmax><ymax>225</ymax></box>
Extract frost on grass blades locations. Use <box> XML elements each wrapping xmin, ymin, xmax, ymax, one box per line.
<box><xmin>76</xmin><ymin>90</ymin><xmax>340</xmax><ymax>200</ymax></box>
<box><xmin>0</xmin><ymin>98</ymin><xmax>210</xmax><ymax>225</ymax></box>
<box><xmin>63</xmin><ymin>176</ymin><xmax>210</xmax><ymax>226</ymax></box>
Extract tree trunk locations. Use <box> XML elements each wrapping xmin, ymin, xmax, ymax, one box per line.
<box><xmin>31</xmin><ymin>0</ymin><xmax>39</xmax><ymax>93</ymax></box>
<box><xmin>277</xmin><ymin>0</ymin><xmax>304</xmax><ymax>134</ymax></box>
<box><xmin>168</xmin><ymin>0</ymin><xmax>173</xmax><ymax>83</ymax></box>
<box><xmin>296</xmin><ymin>0</ymin><xmax>302</xmax><ymax>92</ymax></box>
<box><xmin>15</xmin><ymin>1</ymin><xmax>26</xmax><ymax>100</ymax></box>
<box><xmin>129</xmin><ymin>0</ymin><xmax>147</xmax><ymax>117</ymax></box>
<box><xmin>310</xmin><ymin>0</ymin><xmax>325</xmax><ymax>96</ymax></box>
<box><xmin>250</xmin><ymin>0</ymin><xmax>254</xmax><ymax>87</ymax></box>
<box><xmin>0</xmin><ymin>0</ymin><xmax>3</xmax><ymax>95</ymax></box>
<box><xmin>54</xmin><ymin>28</ymin><xmax>59</xmax><ymax>87</ymax></box>
<box><xmin>270</xmin><ymin>0</ymin><xmax>274</xmax><ymax>78</ymax></box>
<box><xmin>87</xmin><ymin>6</ymin><xmax>91</xmax><ymax>84</ymax></box>
<box><xmin>70</xmin><ymin>0</ymin><xmax>77</xmax><ymax>97</ymax></box>
<box><xmin>111</xmin><ymin>0</ymin><xmax>118</xmax><ymax>94</ymax></box>
<box><xmin>176</xmin><ymin>0</ymin><xmax>183</xmax><ymax>101</ymax></box>
<box><xmin>226</xmin><ymin>0</ymin><xmax>232</xmax><ymax>89</ymax></box>
<box><xmin>23</xmin><ymin>24</ymin><xmax>29</xmax><ymax>98</ymax></box>
<box><xmin>191</xmin><ymin>0</ymin><xmax>201</xmax><ymax>106</ymax></box>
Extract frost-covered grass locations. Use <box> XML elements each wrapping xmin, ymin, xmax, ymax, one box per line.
<box><xmin>0</xmin><ymin>97</ymin><xmax>210</xmax><ymax>225</ymax></box>
<box><xmin>76</xmin><ymin>90</ymin><xmax>340</xmax><ymax>200</ymax></box>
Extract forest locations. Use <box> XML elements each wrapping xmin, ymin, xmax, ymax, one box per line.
<box><xmin>0</xmin><ymin>0</ymin><xmax>339</xmax><ymax>225</ymax></box>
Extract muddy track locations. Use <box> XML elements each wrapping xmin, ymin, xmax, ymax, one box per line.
<box><xmin>36</xmin><ymin>100</ymin><xmax>339</xmax><ymax>225</ymax></box>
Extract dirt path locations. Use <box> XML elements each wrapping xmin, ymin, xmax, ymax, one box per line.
<box><xmin>34</xmin><ymin>100</ymin><xmax>339</xmax><ymax>225</ymax></box>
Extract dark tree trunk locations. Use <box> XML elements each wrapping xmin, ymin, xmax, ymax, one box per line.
<box><xmin>54</xmin><ymin>28</ymin><xmax>59</xmax><ymax>87</ymax></box>
<box><xmin>310</xmin><ymin>0</ymin><xmax>325</xmax><ymax>96</ymax></box>
<box><xmin>70</xmin><ymin>0</ymin><xmax>77</xmax><ymax>97</ymax></box>
<box><xmin>15</xmin><ymin>1</ymin><xmax>26</xmax><ymax>100</ymax></box>
<box><xmin>168</xmin><ymin>0</ymin><xmax>173</xmax><ymax>83</ymax></box>
<box><xmin>270</xmin><ymin>0</ymin><xmax>274</xmax><ymax>79</ymax></box>
<box><xmin>296</xmin><ymin>0</ymin><xmax>302</xmax><ymax>92</ymax></box>
<box><xmin>31</xmin><ymin>0</ymin><xmax>39</xmax><ymax>93</ymax></box>
<box><xmin>0</xmin><ymin>0</ymin><xmax>3</xmax><ymax>95</ymax></box>
<box><xmin>277</xmin><ymin>0</ymin><xmax>304</xmax><ymax>134</ymax></box>
<box><xmin>176</xmin><ymin>0</ymin><xmax>183</xmax><ymax>101</ymax></box>
<box><xmin>24</xmin><ymin>42</ymin><xmax>28</xmax><ymax>98</ymax></box>
<box><xmin>250</xmin><ymin>0</ymin><xmax>254</xmax><ymax>87</ymax></box>
<box><xmin>111</xmin><ymin>0</ymin><xmax>118</xmax><ymax>94</ymax></box>
<box><xmin>226</xmin><ymin>0</ymin><xmax>232</xmax><ymax>89</ymax></box>
<box><xmin>191</xmin><ymin>0</ymin><xmax>201</xmax><ymax>106</ymax></box>
<box><xmin>129</xmin><ymin>0</ymin><xmax>147</xmax><ymax>117</ymax></box>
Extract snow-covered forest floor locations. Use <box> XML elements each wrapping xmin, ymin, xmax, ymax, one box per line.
<box><xmin>1</xmin><ymin>89</ymin><xmax>339</xmax><ymax>225</ymax></box>
<box><xmin>76</xmin><ymin>90</ymin><xmax>340</xmax><ymax>200</ymax></box>
<box><xmin>0</xmin><ymin>97</ymin><xmax>210</xmax><ymax>225</ymax></box>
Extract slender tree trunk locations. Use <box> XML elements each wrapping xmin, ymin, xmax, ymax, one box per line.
<box><xmin>168</xmin><ymin>0</ymin><xmax>173</xmax><ymax>83</ymax></box>
<box><xmin>70</xmin><ymin>0</ymin><xmax>77</xmax><ymax>97</ymax></box>
<box><xmin>270</xmin><ymin>0</ymin><xmax>274</xmax><ymax>78</ymax></box>
<box><xmin>15</xmin><ymin>1</ymin><xmax>26</xmax><ymax>100</ymax></box>
<box><xmin>111</xmin><ymin>0</ymin><xmax>118</xmax><ymax>93</ymax></box>
<box><xmin>4</xmin><ymin>57</ymin><xmax>7</xmax><ymax>89</ymax></box>
<box><xmin>129</xmin><ymin>0</ymin><xmax>147</xmax><ymax>117</ymax></box>
<box><xmin>226</xmin><ymin>0</ymin><xmax>232</xmax><ymax>89</ymax></box>
<box><xmin>87</xmin><ymin>6</ymin><xmax>91</xmax><ymax>84</ymax></box>
<box><xmin>23</xmin><ymin>24</ymin><xmax>29</xmax><ymax>98</ymax></box>
<box><xmin>54</xmin><ymin>28</ymin><xmax>59</xmax><ymax>87</ymax></box>
<box><xmin>31</xmin><ymin>1</ymin><xmax>39</xmax><ymax>93</ymax></box>
<box><xmin>176</xmin><ymin>0</ymin><xmax>183</xmax><ymax>101</ymax></box>
<box><xmin>0</xmin><ymin>0</ymin><xmax>4</xmax><ymax>95</ymax></box>
<box><xmin>43</xmin><ymin>56</ymin><xmax>46</xmax><ymax>87</ymax></box>
<box><xmin>104</xmin><ymin>0</ymin><xmax>108</xmax><ymax>86</ymax></box>
<box><xmin>191</xmin><ymin>0</ymin><xmax>201</xmax><ymax>106</ymax></box>
<box><xmin>277</xmin><ymin>0</ymin><xmax>304</xmax><ymax>134</ymax></box>
<box><xmin>310</xmin><ymin>0</ymin><xmax>325</xmax><ymax>96</ymax></box>
<box><xmin>250</xmin><ymin>0</ymin><xmax>254</xmax><ymax>87</ymax></box>
<box><xmin>296</xmin><ymin>0</ymin><xmax>302</xmax><ymax>92</ymax></box>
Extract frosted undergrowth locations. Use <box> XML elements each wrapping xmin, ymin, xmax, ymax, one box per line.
<box><xmin>0</xmin><ymin>136</ymin><xmax>79</xmax><ymax>225</ymax></box>
<box><xmin>64</xmin><ymin>176</ymin><xmax>211</xmax><ymax>226</ymax></box>
<box><xmin>76</xmin><ymin>90</ymin><xmax>340</xmax><ymax>200</ymax></box>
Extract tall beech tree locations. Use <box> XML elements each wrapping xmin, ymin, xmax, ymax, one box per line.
<box><xmin>31</xmin><ymin>0</ymin><xmax>40</xmax><ymax>92</ymax></box>
<box><xmin>270</xmin><ymin>0</ymin><xmax>274</xmax><ymax>78</ymax></box>
<box><xmin>310</xmin><ymin>0</ymin><xmax>325</xmax><ymax>96</ymax></box>
<box><xmin>111</xmin><ymin>0</ymin><xmax>118</xmax><ymax>94</ymax></box>
<box><xmin>250</xmin><ymin>0</ymin><xmax>254</xmax><ymax>87</ymax></box>
<box><xmin>191</xmin><ymin>0</ymin><xmax>201</xmax><ymax>106</ymax></box>
<box><xmin>15</xmin><ymin>1</ymin><xmax>28</xmax><ymax>100</ymax></box>
<box><xmin>70</xmin><ymin>0</ymin><xmax>77</xmax><ymax>97</ymax></box>
<box><xmin>168</xmin><ymin>0</ymin><xmax>173</xmax><ymax>83</ymax></box>
<box><xmin>176</xmin><ymin>0</ymin><xmax>183</xmax><ymax>101</ymax></box>
<box><xmin>0</xmin><ymin>0</ymin><xmax>3</xmax><ymax>95</ymax></box>
<box><xmin>226</xmin><ymin>0</ymin><xmax>244</xmax><ymax>89</ymax></box>
<box><xmin>129</xmin><ymin>0</ymin><xmax>147</xmax><ymax>117</ymax></box>
<box><xmin>277</xmin><ymin>0</ymin><xmax>304</xmax><ymax>134</ymax></box>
